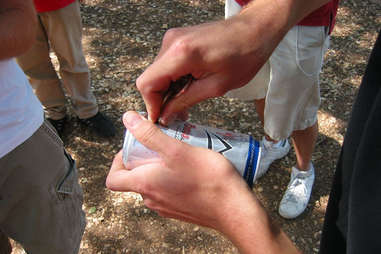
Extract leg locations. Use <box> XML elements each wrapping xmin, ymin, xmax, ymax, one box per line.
<box><xmin>255</xmin><ymin>98</ymin><xmax>285</xmax><ymax>142</ymax></box>
<box><xmin>40</xmin><ymin>1</ymin><xmax>97</xmax><ymax>119</ymax></box>
<box><xmin>264</xmin><ymin>25</ymin><xmax>329</xmax><ymax>218</ymax></box>
<box><xmin>41</xmin><ymin>2</ymin><xmax>115</xmax><ymax>137</ymax></box>
<box><xmin>0</xmin><ymin>122</ymin><xmax>85</xmax><ymax>254</ymax></box>
<box><xmin>254</xmin><ymin>97</ymin><xmax>291</xmax><ymax>179</ymax></box>
<box><xmin>16</xmin><ymin>16</ymin><xmax>67</xmax><ymax>120</ymax></box>
<box><xmin>255</xmin><ymin>98</ymin><xmax>317</xmax><ymax>177</ymax></box>
<box><xmin>254</xmin><ymin>98</ymin><xmax>265</xmax><ymax>127</ymax></box>
<box><xmin>277</xmin><ymin>121</ymin><xmax>318</xmax><ymax>219</ymax></box>
<box><xmin>291</xmin><ymin>121</ymin><xmax>318</xmax><ymax>171</ymax></box>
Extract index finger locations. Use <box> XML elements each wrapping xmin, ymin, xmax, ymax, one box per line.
<box><xmin>136</xmin><ymin>41</ymin><xmax>195</xmax><ymax>122</ymax></box>
<box><xmin>136</xmin><ymin>71</ymin><xmax>171</xmax><ymax>122</ymax></box>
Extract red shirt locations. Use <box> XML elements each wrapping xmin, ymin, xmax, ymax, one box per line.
<box><xmin>33</xmin><ymin>0</ymin><xmax>76</xmax><ymax>13</ymax></box>
<box><xmin>235</xmin><ymin>0</ymin><xmax>339</xmax><ymax>34</ymax></box>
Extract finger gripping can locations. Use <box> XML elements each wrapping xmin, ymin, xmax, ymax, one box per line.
<box><xmin>123</xmin><ymin>120</ymin><xmax>261</xmax><ymax>188</ymax></box>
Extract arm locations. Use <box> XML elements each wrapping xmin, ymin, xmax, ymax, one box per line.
<box><xmin>0</xmin><ymin>0</ymin><xmax>37</xmax><ymax>60</ymax></box>
<box><xmin>106</xmin><ymin>111</ymin><xmax>300</xmax><ymax>254</ymax></box>
<box><xmin>136</xmin><ymin>0</ymin><xmax>330</xmax><ymax>124</ymax></box>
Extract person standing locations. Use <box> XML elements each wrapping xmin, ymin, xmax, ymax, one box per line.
<box><xmin>225</xmin><ymin>0</ymin><xmax>339</xmax><ymax>219</ymax></box>
<box><xmin>0</xmin><ymin>1</ymin><xmax>85</xmax><ymax>253</ymax></box>
<box><xmin>107</xmin><ymin>20</ymin><xmax>381</xmax><ymax>254</ymax></box>
<box><xmin>16</xmin><ymin>0</ymin><xmax>116</xmax><ymax>138</ymax></box>
<box><xmin>112</xmin><ymin>0</ymin><xmax>379</xmax><ymax>251</ymax></box>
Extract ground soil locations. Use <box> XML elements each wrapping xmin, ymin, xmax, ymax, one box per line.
<box><xmin>11</xmin><ymin>0</ymin><xmax>380</xmax><ymax>253</ymax></box>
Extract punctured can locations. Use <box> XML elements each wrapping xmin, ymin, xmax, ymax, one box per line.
<box><xmin>122</xmin><ymin>119</ymin><xmax>261</xmax><ymax>188</ymax></box>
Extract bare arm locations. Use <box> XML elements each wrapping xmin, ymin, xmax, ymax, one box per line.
<box><xmin>218</xmin><ymin>188</ymin><xmax>300</xmax><ymax>254</ymax></box>
<box><xmin>107</xmin><ymin>111</ymin><xmax>300</xmax><ymax>254</ymax></box>
<box><xmin>136</xmin><ymin>0</ymin><xmax>330</xmax><ymax>123</ymax></box>
<box><xmin>0</xmin><ymin>0</ymin><xmax>37</xmax><ymax>60</ymax></box>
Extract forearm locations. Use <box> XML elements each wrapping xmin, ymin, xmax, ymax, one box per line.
<box><xmin>229</xmin><ymin>0</ymin><xmax>331</xmax><ymax>65</ymax></box>
<box><xmin>217</xmin><ymin>190</ymin><xmax>300</xmax><ymax>254</ymax></box>
<box><xmin>241</xmin><ymin>0</ymin><xmax>331</xmax><ymax>34</ymax></box>
<box><xmin>136</xmin><ymin>0</ymin><xmax>332</xmax><ymax>122</ymax></box>
<box><xmin>0</xmin><ymin>0</ymin><xmax>37</xmax><ymax>60</ymax></box>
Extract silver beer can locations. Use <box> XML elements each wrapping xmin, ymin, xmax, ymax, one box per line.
<box><xmin>123</xmin><ymin>120</ymin><xmax>261</xmax><ymax>187</ymax></box>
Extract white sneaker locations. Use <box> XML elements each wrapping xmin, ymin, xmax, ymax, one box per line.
<box><xmin>255</xmin><ymin>137</ymin><xmax>290</xmax><ymax>180</ymax></box>
<box><xmin>278</xmin><ymin>164</ymin><xmax>315</xmax><ymax>219</ymax></box>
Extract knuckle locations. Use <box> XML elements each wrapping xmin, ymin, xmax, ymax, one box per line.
<box><xmin>137</xmin><ymin>122</ymin><xmax>159</xmax><ymax>146</ymax></box>
<box><xmin>136</xmin><ymin>75</ymin><xmax>149</xmax><ymax>93</ymax></box>
<box><xmin>173</xmin><ymin>39</ymin><xmax>195</xmax><ymax>59</ymax></box>
<box><xmin>163</xmin><ymin>28</ymin><xmax>182</xmax><ymax>42</ymax></box>
<box><xmin>164</xmin><ymin>32</ymin><xmax>195</xmax><ymax>58</ymax></box>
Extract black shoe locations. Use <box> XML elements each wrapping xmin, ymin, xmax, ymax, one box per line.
<box><xmin>47</xmin><ymin>117</ymin><xmax>67</xmax><ymax>138</ymax></box>
<box><xmin>79</xmin><ymin>112</ymin><xmax>116</xmax><ymax>137</ymax></box>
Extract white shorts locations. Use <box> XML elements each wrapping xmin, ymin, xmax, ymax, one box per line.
<box><xmin>225</xmin><ymin>0</ymin><xmax>330</xmax><ymax>139</ymax></box>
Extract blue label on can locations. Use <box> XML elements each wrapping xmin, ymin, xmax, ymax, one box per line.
<box><xmin>243</xmin><ymin>137</ymin><xmax>260</xmax><ymax>188</ymax></box>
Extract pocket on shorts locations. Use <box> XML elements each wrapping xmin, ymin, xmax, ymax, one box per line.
<box><xmin>56</xmin><ymin>151</ymin><xmax>76</xmax><ymax>199</ymax></box>
<box><xmin>296</xmin><ymin>26</ymin><xmax>327</xmax><ymax>77</ymax></box>
<box><xmin>43</xmin><ymin>120</ymin><xmax>64</xmax><ymax>147</ymax></box>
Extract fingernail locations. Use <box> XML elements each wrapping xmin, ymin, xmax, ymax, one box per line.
<box><xmin>158</xmin><ymin>118</ymin><xmax>167</xmax><ymax>126</ymax></box>
<box><xmin>124</xmin><ymin>112</ymin><xmax>143</xmax><ymax>128</ymax></box>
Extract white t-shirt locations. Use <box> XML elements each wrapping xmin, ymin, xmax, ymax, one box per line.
<box><xmin>0</xmin><ymin>59</ymin><xmax>44</xmax><ymax>158</ymax></box>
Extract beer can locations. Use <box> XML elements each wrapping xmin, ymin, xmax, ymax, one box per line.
<box><xmin>123</xmin><ymin>119</ymin><xmax>261</xmax><ymax>187</ymax></box>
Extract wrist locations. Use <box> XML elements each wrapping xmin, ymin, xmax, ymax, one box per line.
<box><xmin>214</xmin><ymin>180</ymin><xmax>299</xmax><ymax>254</ymax></box>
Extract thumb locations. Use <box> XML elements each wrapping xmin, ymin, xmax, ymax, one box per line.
<box><xmin>122</xmin><ymin>111</ymin><xmax>182</xmax><ymax>159</ymax></box>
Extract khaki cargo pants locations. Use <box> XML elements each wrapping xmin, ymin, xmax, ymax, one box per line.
<box><xmin>0</xmin><ymin>121</ymin><xmax>85</xmax><ymax>253</ymax></box>
<box><xmin>16</xmin><ymin>1</ymin><xmax>98</xmax><ymax>120</ymax></box>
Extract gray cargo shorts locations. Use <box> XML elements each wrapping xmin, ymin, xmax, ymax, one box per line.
<box><xmin>0</xmin><ymin>121</ymin><xmax>86</xmax><ymax>254</ymax></box>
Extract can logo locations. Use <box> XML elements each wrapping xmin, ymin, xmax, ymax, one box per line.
<box><xmin>205</xmin><ymin>130</ymin><xmax>233</xmax><ymax>154</ymax></box>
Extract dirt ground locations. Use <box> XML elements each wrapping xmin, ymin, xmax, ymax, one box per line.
<box><xmin>11</xmin><ymin>0</ymin><xmax>380</xmax><ymax>253</ymax></box>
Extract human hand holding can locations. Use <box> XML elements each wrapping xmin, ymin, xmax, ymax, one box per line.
<box><xmin>122</xmin><ymin>113</ymin><xmax>261</xmax><ymax>188</ymax></box>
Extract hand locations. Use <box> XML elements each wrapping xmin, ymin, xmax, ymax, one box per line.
<box><xmin>136</xmin><ymin>0</ymin><xmax>330</xmax><ymax>124</ymax></box>
<box><xmin>106</xmin><ymin>111</ymin><xmax>300</xmax><ymax>254</ymax></box>
<box><xmin>136</xmin><ymin>15</ymin><xmax>274</xmax><ymax>124</ymax></box>
<box><xmin>106</xmin><ymin>111</ymin><xmax>251</xmax><ymax>230</ymax></box>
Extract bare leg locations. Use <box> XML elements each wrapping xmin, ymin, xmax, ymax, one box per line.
<box><xmin>291</xmin><ymin>121</ymin><xmax>318</xmax><ymax>171</ymax></box>
<box><xmin>254</xmin><ymin>98</ymin><xmax>265</xmax><ymax>124</ymax></box>
<box><xmin>255</xmin><ymin>98</ymin><xmax>317</xmax><ymax>171</ymax></box>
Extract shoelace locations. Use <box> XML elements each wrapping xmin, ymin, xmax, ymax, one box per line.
<box><xmin>262</xmin><ymin>141</ymin><xmax>273</xmax><ymax>151</ymax></box>
<box><xmin>262</xmin><ymin>139</ymin><xmax>286</xmax><ymax>151</ymax></box>
<box><xmin>284</xmin><ymin>175</ymin><xmax>308</xmax><ymax>203</ymax></box>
